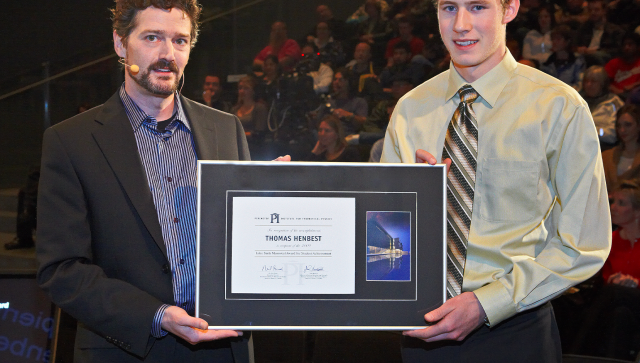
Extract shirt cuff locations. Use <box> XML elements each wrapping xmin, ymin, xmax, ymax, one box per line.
<box><xmin>151</xmin><ymin>304</ymin><xmax>170</xmax><ymax>338</ymax></box>
<box><xmin>473</xmin><ymin>281</ymin><xmax>517</xmax><ymax>327</ymax></box>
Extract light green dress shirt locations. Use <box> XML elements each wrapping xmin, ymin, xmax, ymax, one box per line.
<box><xmin>381</xmin><ymin>51</ymin><xmax>612</xmax><ymax>326</ymax></box>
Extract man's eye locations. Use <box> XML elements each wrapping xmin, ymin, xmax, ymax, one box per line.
<box><xmin>146</xmin><ymin>35</ymin><xmax>158</xmax><ymax>41</ymax></box>
<box><xmin>443</xmin><ymin>5</ymin><xmax>456</xmax><ymax>11</ymax></box>
<box><xmin>472</xmin><ymin>5</ymin><xmax>486</xmax><ymax>10</ymax></box>
<box><xmin>176</xmin><ymin>38</ymin><xmax>189</xmax><ymax>46</ymax></box>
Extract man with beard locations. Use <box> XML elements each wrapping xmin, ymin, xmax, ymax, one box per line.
<box><xmin>36</xmin><ymin>1</ymin><xmax>254</xmax><ymax>362</ymax></box>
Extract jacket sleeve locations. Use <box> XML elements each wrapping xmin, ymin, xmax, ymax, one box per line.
<box><xmin>36</xmin><ymin>127</ymin><xmax>163</xmax><ymax>358</ymax></box>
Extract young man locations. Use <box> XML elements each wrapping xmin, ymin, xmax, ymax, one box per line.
<box><xmin>36</xmin><ymin>1</ymin><xmax>254</xmax><ymax>362</ymax></box>
<box><xmin>381</xmin><ymin>0</ymin><xmax>611</xmax><ymax>360</ymax></box>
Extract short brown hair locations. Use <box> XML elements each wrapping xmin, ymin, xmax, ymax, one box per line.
<box><xmin>111</xmin><ymin>0</ymin><xmax>202</xmax><ymax>47</ymax></box>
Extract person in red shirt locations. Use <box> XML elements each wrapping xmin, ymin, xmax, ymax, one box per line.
<box><xmin>571</xmin><ymin>180</ymin><xmax>640</xmax><ymax>360</ymax></box>
<box><xmin>605</xmin><ymin>32</ymin><xmax>640</xmax><ymax>97</ymax></box>
<box><xmin>384</xmin><ymin>16</ymin><xmax>425</xmax><ymax>67</ymax></box>
<box><xmin>253</xmin><ymin>21</ymin><xmax>301</xmax><ymax>73</ymax></box>
<box><xmin>603</xmin><ymin>180</ymin><xmax>640</xmax><ymax>286</ymax></box>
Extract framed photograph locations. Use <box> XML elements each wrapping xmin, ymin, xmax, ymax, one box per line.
<box><xmin>196</xmin><ymin>161</ymin><xmax>446</xmax><ymax>330</ymax></box>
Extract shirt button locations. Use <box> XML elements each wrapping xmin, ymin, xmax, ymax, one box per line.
<box><xmin>167</xmin><ymin>177</ymin><xmax>173</xmax><ymax>182</ymax></box>
<box><xmin>162</xmin><ymin>264</ymin><xmax>170</xmax><ymax>274</ymax></box>
<box><xmin>180</xmin><ymin>258</ymin><xmax>185</xmax><ymax>264</ymax></box>
<box><xmin>181</xmin><ymin>302</ymin><xmax>188</xmax><ymax>307</ymax></box>
<box><xmin>174</xmin><ymin>217</ymin><xmax>180</xmax><ymax>223</ymax></box>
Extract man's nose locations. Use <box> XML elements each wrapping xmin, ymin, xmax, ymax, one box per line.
<box><xmin>159</xmin><ymin>39</ymin><xmax>176</xmax><ymax>61</ymax></box>
<box><xmin>453</xmin><ymin>9</ymin><xmax>472</xmax><ymax>33</ymax></box>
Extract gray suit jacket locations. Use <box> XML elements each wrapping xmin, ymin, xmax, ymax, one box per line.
<box><xmin>36</xmin><ymin>92</ymin><xmax>250</xmax><ymax>362</ymax></box>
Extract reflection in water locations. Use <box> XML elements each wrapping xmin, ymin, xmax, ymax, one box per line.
<box><xmin>367</xmin><ymin>254</ymin><xmax>410</xmax><ymax>281</ymax></box>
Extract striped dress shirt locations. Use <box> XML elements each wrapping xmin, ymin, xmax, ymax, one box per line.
<box><xmin>119</xmin><ymin>85</ymin><xmax>198</xmax><ymax>338</ymax></box>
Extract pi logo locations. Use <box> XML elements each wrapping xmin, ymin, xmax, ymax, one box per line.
<box><xmin>270</xmin><ymin>213</ymin><xmax>280</xmax><ymax>223</ymax></box>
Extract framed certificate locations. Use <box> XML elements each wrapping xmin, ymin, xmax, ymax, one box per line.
<box><xmin>196</xmin><ymin>161</ymin><xmax>446</xmax><ymax>330</ymax></box>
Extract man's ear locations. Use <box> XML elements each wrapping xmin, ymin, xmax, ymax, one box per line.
<box><xmin>113</xmin><ymin>30</ymin><xmax>126</xmax><ymax>58</ymax></box>
<box><xmin>502</xmin><ymin>0</ymin><xmax>520</xmax><ymax>24</ymax></box>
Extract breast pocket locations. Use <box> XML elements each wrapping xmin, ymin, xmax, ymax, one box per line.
<box><xmin>477</xmin><ymin>158</ymin><xmax>540</xmax><ymax>222</ymax></box>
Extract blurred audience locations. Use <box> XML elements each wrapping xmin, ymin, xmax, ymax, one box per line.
<box><xmin>576</xmin><ymin>0</ymin><xmax>624</xmax><ymax>66</ymax></box>
<box><xmin>199</xmin><ymin>75</ymin><xmax>231</xmax><ymax>112</ymax></box>
<box><xmin>313</xmin><ymin>21</ymin><xmax>346</xmax><ymax>68</ymax></box>
<box><xmin>541</xmin><ymin>25</ymin><xmax>585</xmax><ymax>90</ymax></box>
<box><xmin>603</xmin><ymin>105</ymin><xmax>640</xmax><ymax>193</ymax></box>
<box><xmin>300</xmin><ymin>43</ymin><xmax>334</xmax><ymax>95</ymax></box>
<box><xmin>605</xmin><ymin>32</ymin><xmax>640</xmax><ymax>99</ymax></box>
<box><xmin>522</xmin><ymin>4</ymin><xmax>555</xmax><ymax>63</ymax></box>
<box><xmin>581</xmin><ymin>65</ymin><xmax>625</xmax><ymax>147</ymax></box>
<box><xmin>254</xmin><ymin>21</ymin><xmax>301</xmax><ymax>72</ymax></box>
<box><xmin>570</xmin><ymin>180</ymin><xmax>640</xmax><ymax>361</ymax></box>
<box><xmin>232</xmin><ymin>75</ymin><xmax>267</xmax><ymax>140</ymax></box>
<box><xmin>309</xmin><ymin>5</ymin><xmax>347</xmax><ymax>42</ymax></box>
<box><xmin>385</xmin><ymin>16</ymin><xmax>425</xmax><ymax>67</ymax></box>
<box><xmin>357</xmin><ymin>0</ymin><xmax>392</xmax><ymax>65</ymax></box>
<box><xmin>305</xmin><ymin>115</ymin><xmax>361</xmax><ymax>162</ymax></box>
<box><xmin>314</xmin><ymin>69</ymin><xmax>368</xmax><ymax>136</ymax></box>
<box><xmin>345</xmin><ymin>42</ymin><xmax>382</xmax><ymax>94</ymax></box>
<box><xmin>379</xmin><ymin>41</ymin><xmax>425</xmax><ymax>89</ymax></box>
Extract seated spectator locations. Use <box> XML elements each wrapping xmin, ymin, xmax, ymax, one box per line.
<box><xmin>605</xmin><ymin>32</ymin><xmax>640</xmax><ymax>98</ymax></box>
<box><xmin>379</xmin><ymin>41</ymin><xmax>425</xmax><ymax>89</ymax></box>
<box><xmin>253</xmin><ymin>21</ymin><xmax>301</xmax><ymax>73</ymax></box>
<box><xmin>557</xmin><ymin>0</ymin><xmax>589</xmax><ymax>29</ymax></box>
<box><xmin>576</xmin><ymin>0</ymin><xmax>624</xmax><ymax>66</ymax></box>
<box><xmin>345</xmin><ymin>42</ymin><xmax>382</xmax><ymax>94</ymax></box>
<box><xmin>387</xmin><ymin>0</ymin><xmax>431</xmax><ymax>20</ymax></box>
<box><xmin>313</xmin><ymin>69</ymin><xmax>368</xmax><ymax>135</ymax></box>
<box><xmin>231</xmin><ymin>76</ymin><xmax>267</xmax><ymax>140</ymax></box>
<box><xmin>313</xmin><ymin>21</ymin><xmax>346</xmax><ymax>68</ymax></box>
<box><xmin>522</xmin><ymin>5</ymin><xmax>555</xmax><ymax>63</ymax></box>
<box><xmin>308</xmin><ymin>5</ymin><xmax>347</xmax><ymax>42</ymax></box>
<box><xmin>541</xmin><ymin>25</ymin><xmax>586</xmax><ymax>90</ymax></box>
<box><xmin>386</xmin><ymin>0</ymin><xmax>435</xmax><ymax>38</ymax></box>
<box><xmin>347</xmin><ymin>0</ymin><xmax>390</xmax><ymax>25</ymax></box>
<box><xmin>300</xmin><ymin>43</ymin><xmax>334</xmax><ymax>95</ymax></box>
<box><xmin>570</xmin><ymin>180</ymin><xmax>640</xmax><ymax>361</ymax></box>
<box><xmin>602</xmin><ymin>105</ymin><xmax>640</xmax><ymax>193</ymax></box>
<box><xmin>607</xmin><ymin>0</ymin><xmax>640</xmax><ymax>32</ymax></box>
<box><xmin>305</xmin><ymin>115</ymin><xmax>361</xmax><ymax>162</ymax></box>
<box><xmin>581</xmin><ymin>65</ymin><xmax>625</xmax><ymax>147</ymax></box>
<box><xmin>385</xmin><ymin>16</ymin><xmax>425</xmax><ymax>67</ymax></box>
<box><xmin>351</xmin><ymin>76</ymin><xmax>415</xmax><ymax>146</ymax></box>
<box><xmin>605</xmin><ymin>180</ymin><xmax>640</xmax><ymax>282</ymax></box>
<box><xmin>259</xmin><ymin>55</ymin><xmax>283</xmax><ymax>105</ymax></box>
<box><xmin>198</xmin><ymin>74</ymin><xmax>231</xmax><ymax>112</ymax></box>
<box><xmin>357</xmin><ymin>0</ymin><xmax>392</xmax><ymax>65</ymax></box>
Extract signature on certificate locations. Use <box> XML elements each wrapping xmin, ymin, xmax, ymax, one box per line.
<box><xmin>261</xmin><ymin>265</ymin><xmax>284</xmax><ymax>272</ymax></box>
<box><xmin>303</xmin><ymin>265</ymin><xmax>325</xmax><ymax>273</ymax></box>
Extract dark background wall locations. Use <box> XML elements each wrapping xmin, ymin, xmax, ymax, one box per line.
<box><xmin>0</xmin><ymin>0</ymin><xmax>362</xmax><ymax>188</ymax></box>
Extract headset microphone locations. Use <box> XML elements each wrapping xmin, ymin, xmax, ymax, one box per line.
<box><xmin>128</xmin><ymin>64</ymin><xmax>139</xmax><ymax>74</ymax></box>
<box><xmin>118</xmin><ymin>58</ymin><xmax>139</xmax><ymax>75</ymax></box>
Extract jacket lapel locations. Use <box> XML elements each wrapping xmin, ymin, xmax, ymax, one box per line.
<box><xmin>181</xmin><ymin>95</ymin><xmax>219</xmax><ymax>161</ymax></box>
<box><xmin>91</xmin><ymin>92</ymin><xmax>167</xmax><ymax>258</ymax></box>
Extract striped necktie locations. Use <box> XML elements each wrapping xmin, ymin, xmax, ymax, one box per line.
<box><xmin>442</xmin><ymin>85</ymin><xmax>479</xmax><ymax>299</ymax></box>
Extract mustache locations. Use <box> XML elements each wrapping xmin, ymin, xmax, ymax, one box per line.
<box><xmin>148</xmin><ymin>59</ymin><xmax>179</xmax><ymax>73</ymax></box>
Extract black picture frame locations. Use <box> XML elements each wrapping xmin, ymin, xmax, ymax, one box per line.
<box><xmin>196</xmin><ymin>161</ymin><xmax>446</xmax><ymax>330</ymax></box>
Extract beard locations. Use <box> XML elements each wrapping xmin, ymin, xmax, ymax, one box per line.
<box><xmin>129</xmin><ymin>59</ymin><xmax>181</xmax><ymax>96</ymax></box>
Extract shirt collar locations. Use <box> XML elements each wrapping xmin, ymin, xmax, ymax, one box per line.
<box><xmin>445</xmin><ymin>50</ymin><xmax>518</xmax><ymax>108</ymax></box>
<box><xmin>119</xmin><ymin>83</ymin><xmax>191</xmax><ymax>132</ymax></box>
